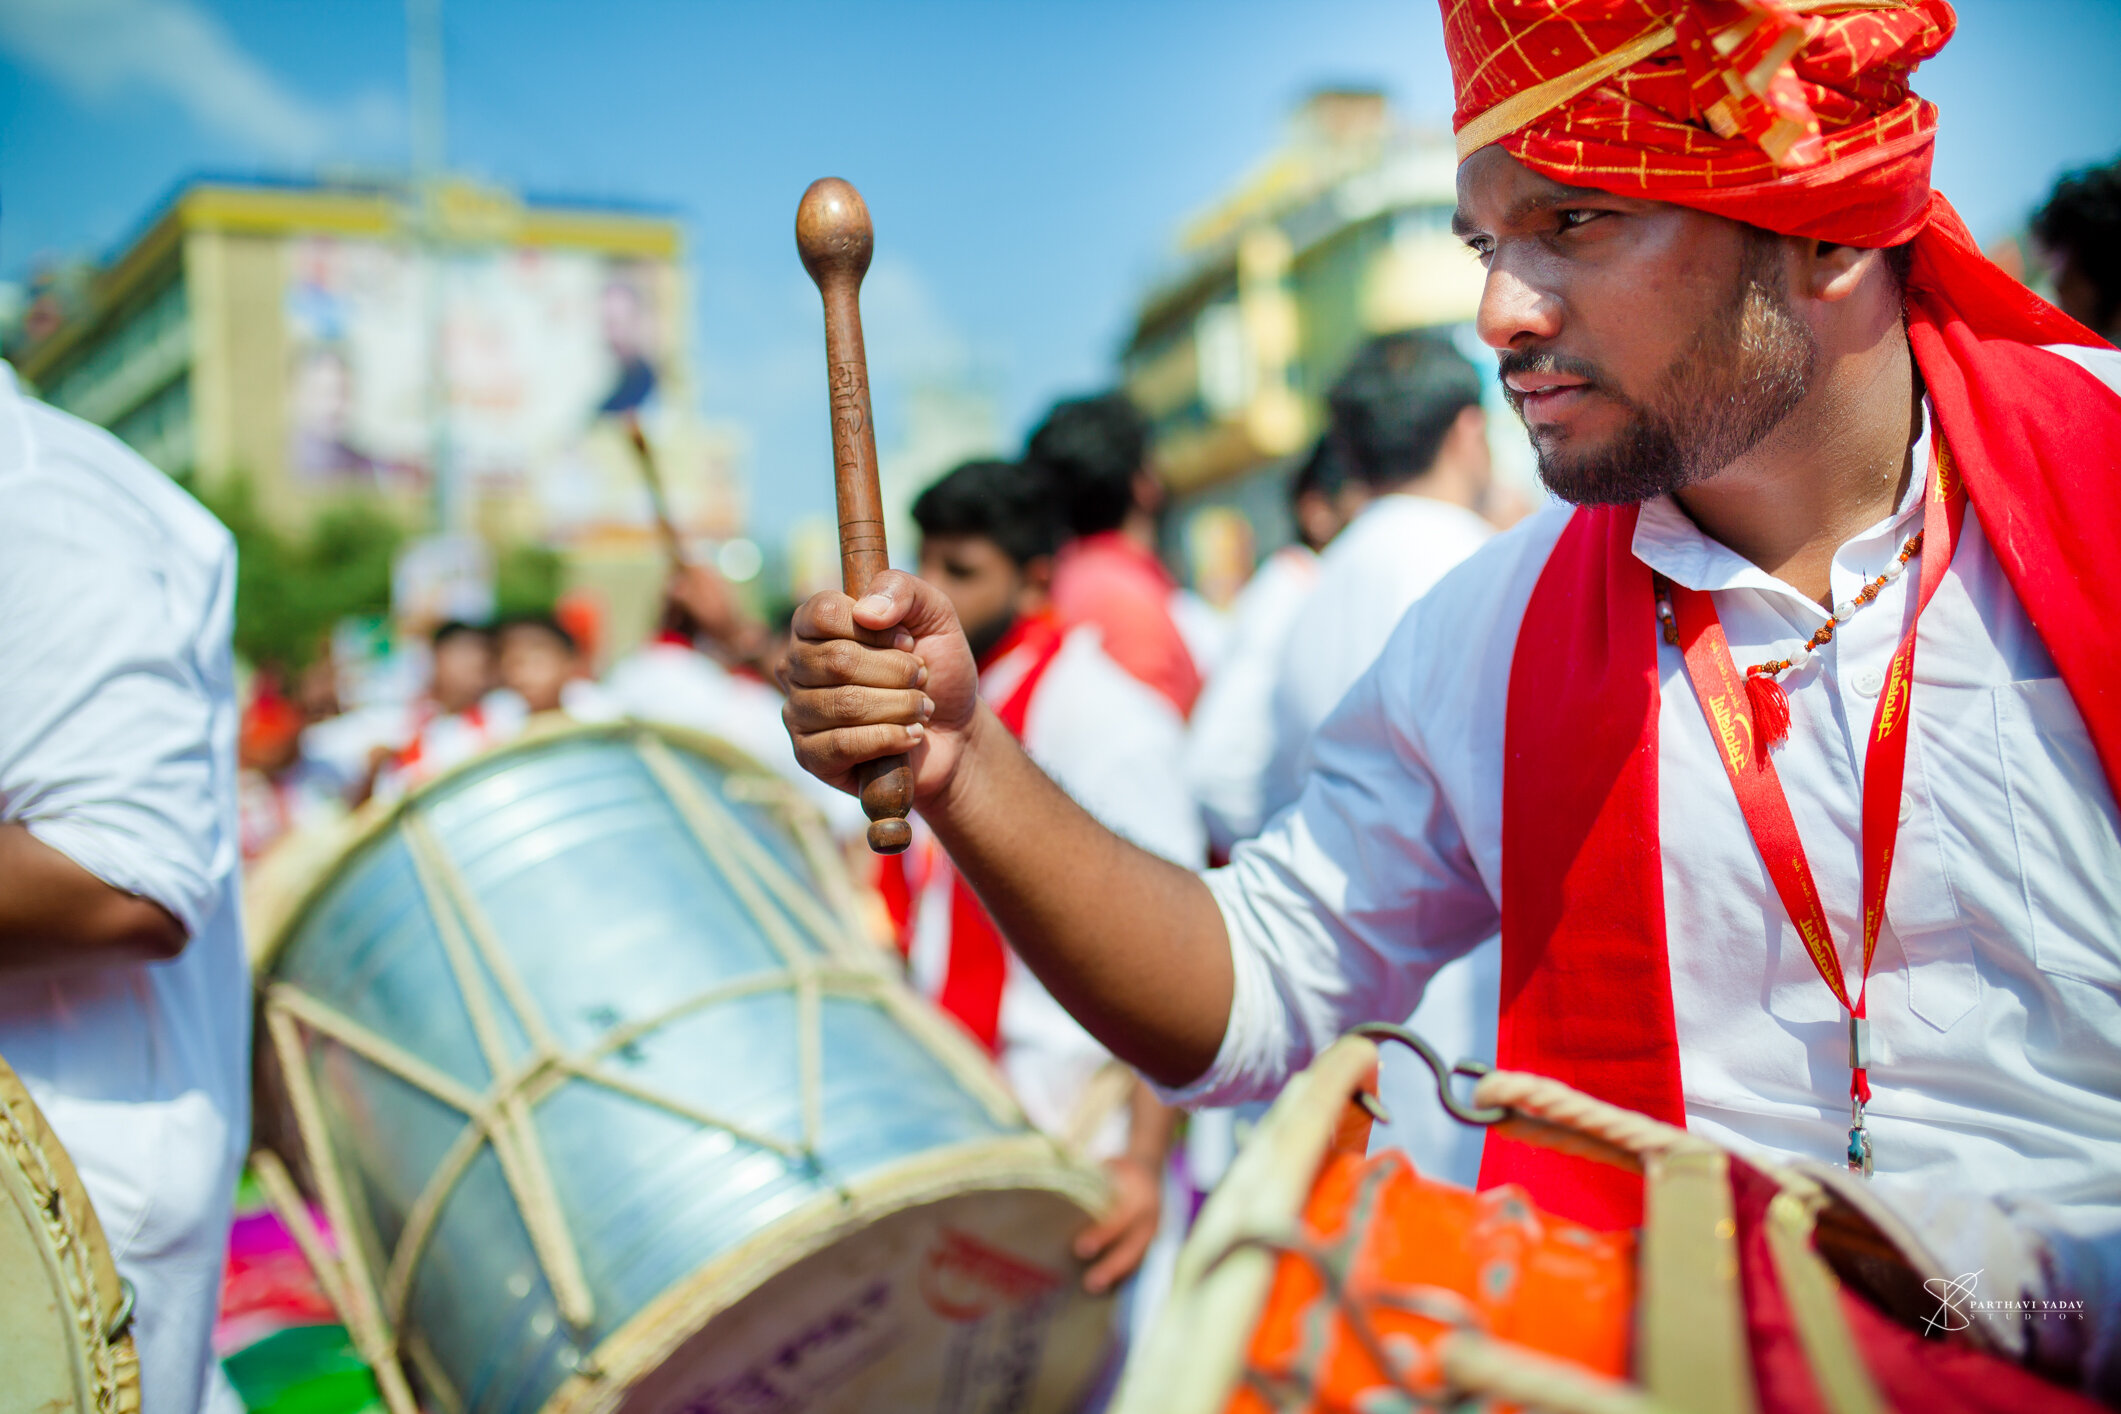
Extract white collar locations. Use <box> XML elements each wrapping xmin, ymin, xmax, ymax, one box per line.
<box><xmin>1631</xmin><ymin>398</ymin><xmax>1934</xmax><ymax>621</ymax></box>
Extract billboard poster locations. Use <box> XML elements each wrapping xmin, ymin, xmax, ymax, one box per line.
<box><xmin>284</xmin><ymin>236</ymin><xmax>733</xmax><ymax>543</ymax></box>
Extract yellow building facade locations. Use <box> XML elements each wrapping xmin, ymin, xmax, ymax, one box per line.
<box><xmin>1122</xmin><ymin>91</ymin><xmax>1488</xmax><ymax>566</ymax></box>
<box><xmin>13</xmin><ymin>178</ymin><xmax>736</xmax><ymax>556</ymax></box>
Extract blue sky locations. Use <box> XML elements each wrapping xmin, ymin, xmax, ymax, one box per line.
<box><xmin>4</xmin><ymin>0</ymin><xmax>2118</xmax><ymax>544</ymax></box>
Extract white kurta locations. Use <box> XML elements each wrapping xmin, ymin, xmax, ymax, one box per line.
<box><xmin>1175</xmin><ymin>351</ymin><xmax>2121</xmax><ymax>1387</ymax></box>
<box><xmin>0</xmin><ymin>364</ymin><xmax>248</xmax><ymax>1414</ymax></box>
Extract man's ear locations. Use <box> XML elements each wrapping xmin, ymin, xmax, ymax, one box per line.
<box><xmin>1018</xmin><ymin>555</ymin><xmax>1054</xmax><ymax>616</ymax></box>
<box><xmin>1132</xmin><ymin>468</ymin><xmax>1165</xmax><ymax>516</ymax></box>
<box><xmin>1808</xmin><ymin>240</ymin><xmax>1880</xmax><ymax>304</ymax></box>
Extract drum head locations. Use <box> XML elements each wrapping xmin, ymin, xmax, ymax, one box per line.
<box><xmin>0</xmin><ymin>1057</ymin><xmax>140</xmax><ymax>1414</ymax></box>
<box><xmin>598</xmin><ymin>1185</ymin><xmax>1113</xmax><ymax>1414</ymax></box>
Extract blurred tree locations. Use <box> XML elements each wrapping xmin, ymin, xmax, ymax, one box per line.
<box><xmin>494</xmin><ymin>541</ymin><xmax>563</xmax><ymax>618</ymax></box>
<box><xmin>198</xmin><ymin>478</ymin><xmax>404</xmax><ymax>672</ymax></box>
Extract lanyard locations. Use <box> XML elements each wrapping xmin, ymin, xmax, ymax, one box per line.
<box><xmin>1663</xmin><ymin>440</ymin><xmax>1966</xmax><ymax>1175</ymax></box>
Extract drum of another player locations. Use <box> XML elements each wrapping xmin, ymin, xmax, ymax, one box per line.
<box><xmin>0</xmin><ymin>1052</ymin><xmax>140</xmax><ymax>1414</ymax></box>
<box><xmin>250</xmin><ymin>720</ymin><xmax>1113</xmax><ymax>1414</ymax></box>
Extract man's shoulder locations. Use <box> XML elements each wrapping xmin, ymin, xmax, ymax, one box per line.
<box><xmin>1312</xmin><ymin>496</ymin><xmax>1497</xmax><ymax>602</ymax></box>
<box><xmin>4</xmin><ymin>379</ymin><xmax>232</xmax><ymax>572</ymax></box>
<box><xmin>1368</xmin><ymin>501</ymin><xmax>1576</xmax><ymax>684</ymax></box>
<box><xmin>2037</xmin><ymin>342</ymin><xmax>2121</xmax><ymax>399</ymax></box>
<box><xmin>1040</xmin><ymin>626</ymin><xmax>1185</xmax><ymax>733</ymax></box>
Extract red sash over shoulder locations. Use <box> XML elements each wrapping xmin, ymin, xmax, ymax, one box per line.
<box><xmin>1485</xmin><ymin>199</ymin><xmax>2121</xmax><ymax>1229</ymax></box>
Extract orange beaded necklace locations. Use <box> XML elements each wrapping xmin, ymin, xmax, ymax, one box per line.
<box><xmin>1653</xmin><ymin>524</ymin><xmax>1927</xmax><ymax>750</ymax></box>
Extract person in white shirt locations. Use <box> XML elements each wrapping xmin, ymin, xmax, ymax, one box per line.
<box><xmin>774</xmin><ymin>27</ymin><xmax>2121</xmax><ymax>1396</ymax></box>
<box><xmin>0</xmin><ymin>362</ymin><xmax>249</xmax><ymax>1414</ymax></box>
<box><xmin>602</xmin><ymin>569</ymin><xmax>867</xmax><ymax>840</ymax></box>
<box><xmin>890</xmin><ymin>458</ymin><xmax>1198</xmax><ymax>1298</ymax></box>
<box><xmin>494</xmin><ymin>611</ymin><xmax>622</xmax><ymax>724</ymax></box>
<box><xmin>366</xmin><ymin>620</ymin><xmax>523</xmax><ymax>802</ymax></box>
<box><xmin>1252</xmin><ymin>331</ymin><xmax>1503</xmax><ymax>1189</ymax></box>
<box><xmin>1185</xmin><ymin>438</ymin><xmax>1354</xmax><ymax>857</ymax></box>
<box><xmin>1260</xmin><ymin>330</ymin><xmax>1497</xmax><ymax>821</ymax></box>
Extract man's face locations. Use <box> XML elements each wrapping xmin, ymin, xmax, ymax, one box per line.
<box><xmin>1454</xmin><ymin>148</ymin><xmax>1818</xmax><ymax>505</ymax></box>
<box><xmin>498</xmin><ymin>627</ymin><xmax>575</xmax><ymax>715</ymax></box>
<box><xmin>430</xmin><ymin>633</ymin><xmax>495</xmax><ymax>714</ymax></box>
<box><xmin>920</xmin><ymin>534</ymin><xmax>1026</xmax><ymax>663</ymax></box>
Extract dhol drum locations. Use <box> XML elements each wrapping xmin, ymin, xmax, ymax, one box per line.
<box><xmin>1116</xmin><ymin>1027</ymin><xmax>2104</xmax><ymax>1414</ymax></box>
<box><xmin>248</xmin><ymin>720</ymin><xmax>1113</xmax><ymax>1414</ymax></box>
<box><xmin>0</xmin><ymin>1052</ymin><xmax>140</xmax><ymax>1414</ymax></box>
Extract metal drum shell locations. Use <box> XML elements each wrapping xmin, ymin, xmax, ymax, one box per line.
<box><xmin>248</xmin><ymin>718</ymin><xmax>1112</xmax><ymax>1414</ymax></box>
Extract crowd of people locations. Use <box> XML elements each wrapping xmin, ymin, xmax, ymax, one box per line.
<box><xmin>217</xmin><ymin>329</ymin><xmax>1533</xmax><ymax>1349</ymax></box>
<box><xmin>6</xmin><ymin>3</ymin><xmax>2119</xmax><ymax>1395</ymax></box>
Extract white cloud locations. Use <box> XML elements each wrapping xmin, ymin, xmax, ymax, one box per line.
<box><xmin>0</xmin><ymin>0</ymin><xmax>396</xmax><ymax>164</ymax></box>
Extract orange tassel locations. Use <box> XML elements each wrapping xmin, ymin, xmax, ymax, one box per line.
<box><xmin>1745</xmin><ymin>670</ymin><xmax>1791</xmax><ymax>759</ymax></box>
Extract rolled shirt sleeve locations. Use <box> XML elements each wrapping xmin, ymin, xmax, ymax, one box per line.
<box><xmin>0</xmin><ymin>432</ymin><xmax>236</xmax><ymax>941</ymax></box>
<box><xmin>1156</xmin><ymin>508</ymin><xmax>1569</xmax><ymax>1109</ymax></box>
<box><xmin>1161</xmin><ymin>618</ymin><xmax>1519</xmax><ymax>1106</ymax></box>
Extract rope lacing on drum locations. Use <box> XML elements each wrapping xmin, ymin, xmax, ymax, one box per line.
<box><xmin>257</xmin><ymin>729</ymin><xmax>979</xmax><ymax>1414</ymax></box>
<box><xmin>1</xmin><ymin>1080</ymin><xmax>131</xmax><ymax>1411</ymax></box>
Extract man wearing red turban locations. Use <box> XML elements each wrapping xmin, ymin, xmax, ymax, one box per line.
<box><xmin>779</xmin><ymin>2</ymin><xmax>2121</xmax><ymax>1399</ymax></box>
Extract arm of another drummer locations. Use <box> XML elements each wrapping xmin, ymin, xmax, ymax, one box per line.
<box><xmin>0</xmin><ymin>825</ymin><xmax>186</xmax><ymax>969</ymax></box>
<box><xmin>1073</xmin><ymin>1080</ymin><xmax>1180</xmax><ymax>1295</ymax></box>
<box><xmin>782</xmin><ymin>570</ymin><xmax>1234</xmax><ymax>1089</ymax></box>
<box><xmin>0</xmin><ymin>432</ymin><xmax>235</xmax><ymax>977</ymax></box>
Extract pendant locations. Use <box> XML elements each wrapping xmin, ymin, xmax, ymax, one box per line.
<box><xmin>1846</xmin><ymin>1017</ymin><xmax>1874</xmax><ymax>1177</ymax></box>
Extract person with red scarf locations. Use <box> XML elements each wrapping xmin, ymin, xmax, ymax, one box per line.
<box><xmin>884</xmin><ymin>458</ymin><xmax>1199</xmax><ymax>1300</ymax></box>
<box><xmin>782</xmin><ymin>2</ymin><xmax>2121</xmax><ymax>1396</ymax></box>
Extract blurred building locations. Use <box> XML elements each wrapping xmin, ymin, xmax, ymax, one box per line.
<box><xmin>8</xmin><ymin>175</ymin><xmax>741</xmax><ymax>648</ymax></box>
<box><xmin>1122</xmin><ymin>89</ymin><xmax>1488</xmax><ymax>569</ymax></box>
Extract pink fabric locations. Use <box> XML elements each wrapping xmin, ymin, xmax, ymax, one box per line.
<box><xmin>1050</xmin><ymin>531</ymin><xmax>1202</xmax><ymax>718</ymax></box>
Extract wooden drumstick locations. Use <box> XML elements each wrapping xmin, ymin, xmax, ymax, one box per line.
<box><xmin>796</xmin><ymin>177</ymin><xmax>914</xmax><ymax>856</ymax></box>
<box><xmin>622</xmin><ymin>411</ymin><xmax>687</xmax><ymax>569</ymax></box>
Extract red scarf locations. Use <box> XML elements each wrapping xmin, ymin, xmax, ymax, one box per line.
<box><xmin>884</xmin><ymin>613</ymin><xmax>1069</xmax><ymax>1052</ymax></box>
<box><xmin>1487</xmin><ymin>201</ymin><xmax>2121</xmax><ymax>1230</ymax></box>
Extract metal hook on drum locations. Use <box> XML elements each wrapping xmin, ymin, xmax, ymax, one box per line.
<box><xmin>1351</xmin><ymin>1022</ymin><xmax>1510</xmax><ymax>1128</ymax></box>
<box><xmin>106</xmin><ymin>1278</ymin><xmax>136</xmax><ymax>1342</ymax></box>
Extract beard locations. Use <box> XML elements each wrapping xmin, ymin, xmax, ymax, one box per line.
<box><xmin>1504</xmin><ymin>232</ymin><xmax>1820</xmax><ymax>507</ymax></box>
<box><xmin>961</xmin><ymin>605</ymin><xmax>1018</xmax><ymax>665</ymax></box>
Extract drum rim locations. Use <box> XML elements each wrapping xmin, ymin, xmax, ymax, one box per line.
<box><xmin>534</xmin><ymin>1131</ymin><xmax>1110</xmax><ymax>1414</ymax></box>
<box><xmin>0</xmin><ymin>1053</ymin><xmax>142</xmax><ymax>1414</ymax></box>
<box><xmin>1109</xmin><ymin>1034</ymin><xmax>1382</xmax><ymax>1414</ymax></box>
<box><xmin>246</xmin><ymin>715</ymin><xmax>844</xmax><ymax>975</ymax></box>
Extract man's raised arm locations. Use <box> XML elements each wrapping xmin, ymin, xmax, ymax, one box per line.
<box><xmin>782</xmin><ymin>569</ymin><xmax>1233</xmax><ymax>1088</ymax></box>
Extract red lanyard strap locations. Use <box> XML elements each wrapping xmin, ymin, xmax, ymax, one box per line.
<box><xmin>1664</xmin><ymin>442</ymin><xmax>1965</xmax><ymax>1129</ymax></box>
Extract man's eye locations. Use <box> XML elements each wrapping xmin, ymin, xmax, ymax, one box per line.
<box><xmin>1463</xmin><ymin>237</ymin><xmax>1494</xmax><ymax>262</ymax></box>
<box><xmin>1558</xmin><ymin>209</ymin><xmax>1606</xmax><ymax>231</ymax></box>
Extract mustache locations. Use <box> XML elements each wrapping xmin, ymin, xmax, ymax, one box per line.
<box><xmin>1495</xmin><ymin>348</ymin><xmax>1609</xmax><ymax>397</ymax></box>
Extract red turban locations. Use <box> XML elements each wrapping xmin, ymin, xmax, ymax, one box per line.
<box><xmin>1449</xmin><ymin>1</ymin><xmax>2121</xmax><ymax>1234</ymax></box>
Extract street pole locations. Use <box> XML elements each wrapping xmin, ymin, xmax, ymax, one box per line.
<box><xmin>407</xmin><ymin>0</ymin><xmax>461</xmax><ymax>535</ymax></box>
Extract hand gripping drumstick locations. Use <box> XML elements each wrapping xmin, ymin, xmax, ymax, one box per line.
<box><xmin>797</xmin><ymin>177</ymin><xmax>914</xmax><ymax>855</ymax></box>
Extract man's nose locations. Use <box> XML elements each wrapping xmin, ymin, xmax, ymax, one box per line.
<box><xmin>1475</xmin><ymin>255</ymin><xmax>1563</xmax><ymax>351</ymax></box>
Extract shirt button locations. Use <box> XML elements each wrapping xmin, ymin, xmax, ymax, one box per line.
<box><xmin>1851</xmin><ymin>667</ymin><xmax>1885</xmax><ymax>697</ymax></box>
